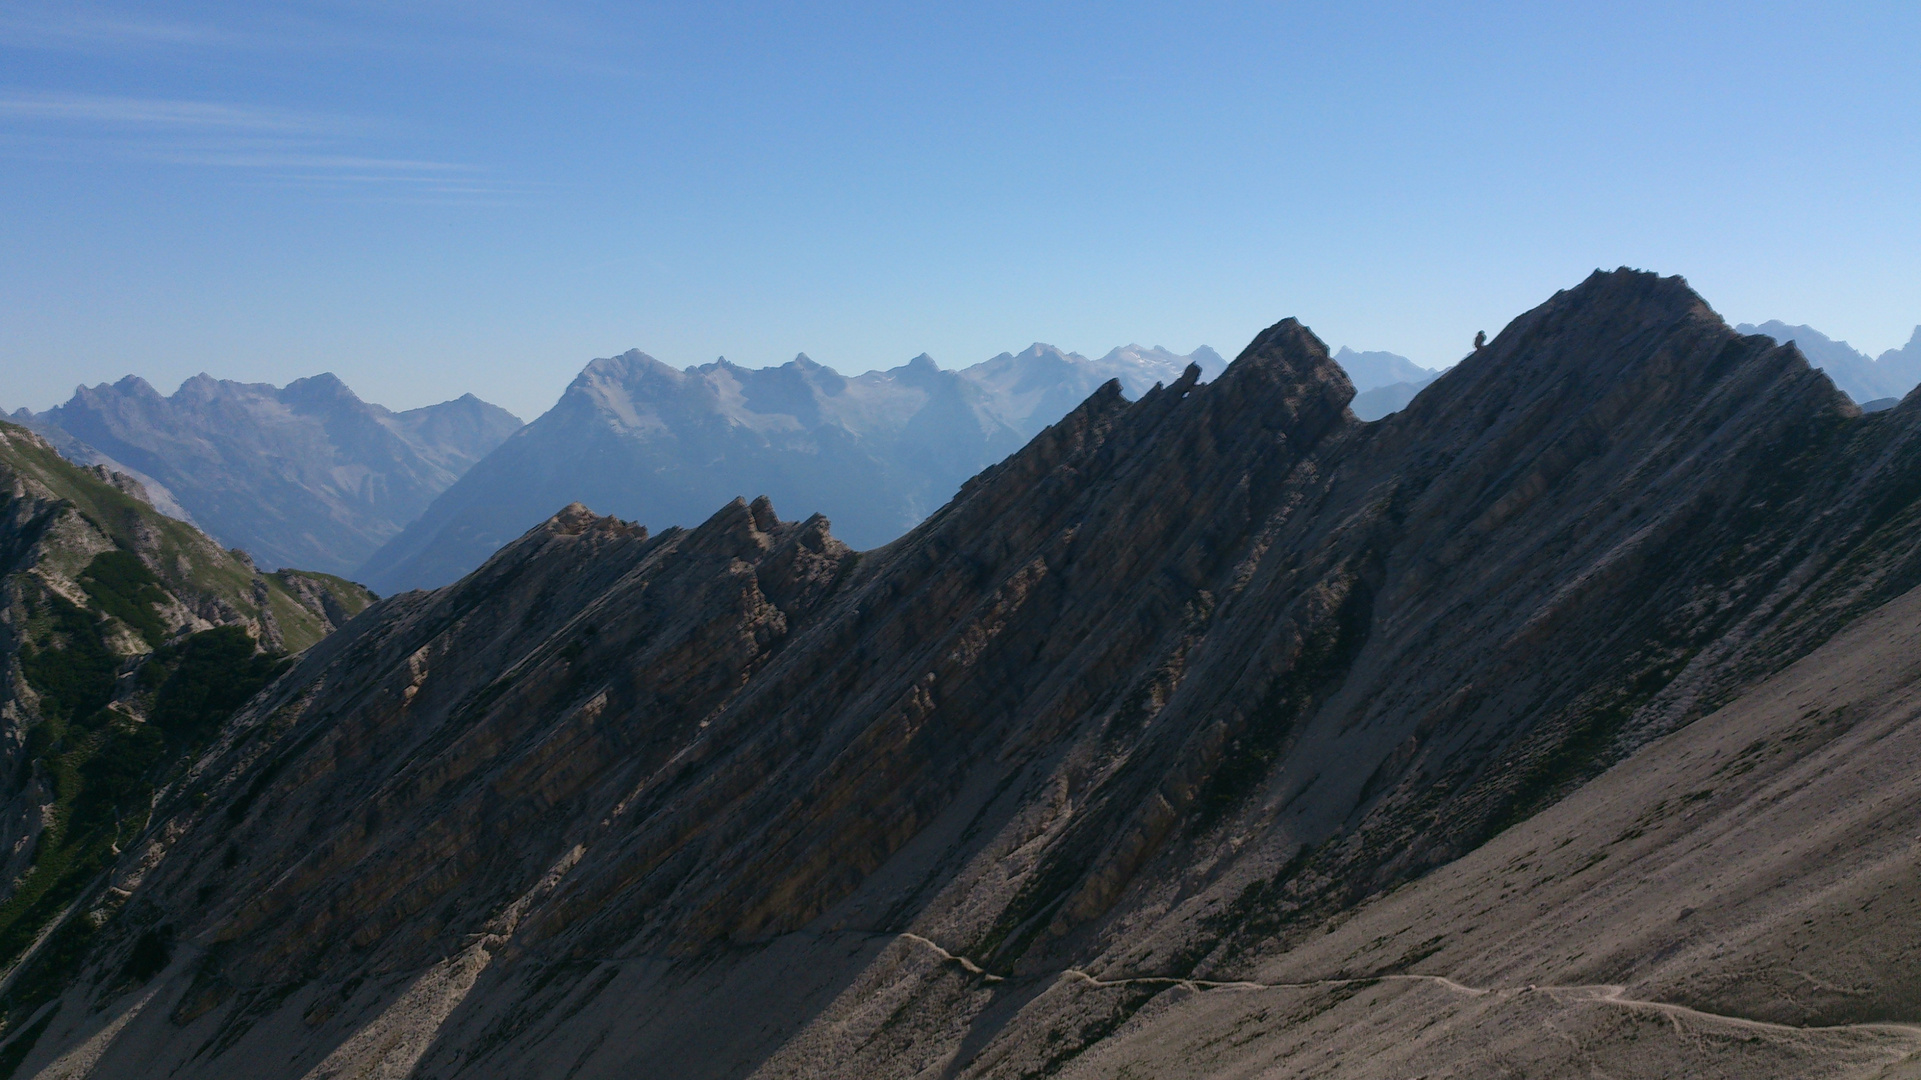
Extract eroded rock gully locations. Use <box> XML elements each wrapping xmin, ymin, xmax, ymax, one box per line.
<box><xmin>14</xmin><ymin>269</ymin><xmax>1921</xmax><ymax>1079</ymax></box>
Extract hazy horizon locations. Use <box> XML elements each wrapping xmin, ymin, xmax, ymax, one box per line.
<box><xmin>6</xmin><ymin>340</ymin><xmax>1251</xmax><ymax>419</ymax></box>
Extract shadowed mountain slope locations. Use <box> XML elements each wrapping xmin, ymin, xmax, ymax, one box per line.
<box><xmin>12</xmin><ymin>375</ymin><xmax>522</xmax><ymax>576</ymax></box>
<box><xmin>10</xmin><ymin>271</ymin><xmax>1921</xmax><ymax>1078</ymax></box>
<box><xmin>981</xmin><ymin>583</ymin><xmax>1921</xmax><ymax>1078</ymax></box>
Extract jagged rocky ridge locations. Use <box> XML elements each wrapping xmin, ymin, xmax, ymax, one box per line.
<box><xmin>11</xmin><ymin>271</ymin><xmax>1921</xmax><ymax>1077</ymax></box>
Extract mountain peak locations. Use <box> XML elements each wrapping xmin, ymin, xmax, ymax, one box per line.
<box><xmin>281</xmin><ymin>371</ymin><xmax>364</xmax><ymax>408</ymax></box>
<box><xmin>576</xmin><ymin>350</ymin><xmax>676</xmax><ymax>387</ymax></box>
<box><xmin>1557</xmin><ymin>266</ymin><xmax>1710</xmax><ymax>326</ymax></box>
<box><xmin>1224</xmin><ymin>316</ymin><xmax>1353</xmax><ymax>403</ymax></box>
<box><xmin>545</xmin><ymin>500</ymin><xmax>632</xmax><ymax>536</ymax></box>
<box><xmin>174</xmin><ymin>372</ymin><xmax>228</xmax><ymax>400</ymax></box>
<box><xmin>103</xmin><ymin>373</ymin><xmax>164</xmax><ymax>401</ymax></box>
<box><xmin>1016</xmin><ymin>342</ymin><xmax>1079</xmax><ymax>362</ymax></box>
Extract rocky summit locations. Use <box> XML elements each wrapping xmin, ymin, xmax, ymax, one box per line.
<box><xmin>7</xmin><ymin>270</ymin><xmax>1921</xmax><ymax>1078</ymax></box>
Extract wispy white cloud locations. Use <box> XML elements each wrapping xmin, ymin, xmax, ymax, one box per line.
<box><xmin>154</xmin><ymin>151</ymin><xmax>468</xmax><ymax>172</ymax></box>
<box><xmin>0</xmin><ymin>9</ymin><xmax>243</xmax><ymax>50</ymax></box>
<box><xmin>0</xmin><ymin>3</ymin><xmax>644</xmax><ymax>80</ymax></box>
<box><xmin>0</xmin><ymin>92</ymin><xmax>356</xmax><ymax>135</ymax></box>
<box><xmin>0</xmin><ymin>92</ymin><xmax>529</xmax><ymax>202</ymax></box>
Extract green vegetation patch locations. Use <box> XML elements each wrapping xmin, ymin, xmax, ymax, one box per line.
<box><xmin>18</xmin><ymin>595</ymin><xmax>117</xmax><ymax>726</ymax></box>
<box><xmin>0</xmin><ymin>626</ymin><xmax>288</xmax><ymax>1034</ymax></box>
<box><xmin>270</xmin><ymin>569</ymin><xmax>378</xmax><ymax>611</ymax></box>
<box><xmin>0</xmin><ymin>421</ymin><xmax>331</xmax><ymax>650</ymax></box>
<box><xmin>0</xmin><ymin>712</ymin><xmax>168</xmax><ymax>981</ymax></box>
<box><xmin>79</xmin><ymin>550</ymin><xmax>171</xmax><ymax>648</ymax></box>
<box><xmin>0</xmin><ymin>900</ymin><xmax>102</xmax><ymax>1036</ymax></box>
<box><xmin>150</xmin><ymin>627</ymin><xmax>291</xmax><ymax>748</ymax></box>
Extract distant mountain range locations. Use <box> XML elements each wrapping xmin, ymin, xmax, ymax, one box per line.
<box><xmin>1336</xmin><ymin>346</ymin><xmax>1444</xmax><ymax>420</ymax></box>
<box><xmin>355</xmin><ymin>344</ymin><xmax>1232</xmax><ymax>593</ymax></box>
<box><xmin>10</xmin><ymin>374</ymin><xmax>522</xmax><ymax>578</ymax></box>
<box><xmin>1736</xmin><ymin>321</ymin><xmax>1921</xmax><ymax>405</ymax></box>
<box><xmin>16</xmin><ymin>320</ymin><xmax>1907</xmax><ymax>603</ymax></box>
<box><xmin>1331</xmin><ymin>345</ymin><xmax>1436</xmax><ymax>389</ymax></box>
<box><xmin>0</xmin><ymin>344</ymin><xmax>1469</xmax><ymax>597</ymax></box>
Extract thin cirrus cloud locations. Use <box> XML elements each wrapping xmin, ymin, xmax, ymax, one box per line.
<box><xmin>0</xmin><ymin>92</ymin><xmax>352</xmax><ymax>134</ymax></box>
<box><xmin>0</xmin><ymin>4</ymin><xmax>624</xmax><ymax>77</ymax></box>
<box><xmin>0</xmin><ymin>9</ymin><xmax>241</xmax><ymax>51</ymax></box>
<box><xmin>0</xmin><ymin>91</ymin><xmax>517</xmax><ymax>201</ymax></box>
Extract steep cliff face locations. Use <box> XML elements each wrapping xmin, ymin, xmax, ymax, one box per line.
<box><xmin>13</xmin><ymin>271</ymin><xmax>1921</xmax><ymax>1079</ymax></box>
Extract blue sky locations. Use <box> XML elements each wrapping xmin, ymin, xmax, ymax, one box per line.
<box><xmin>3</xmin><ymin>2</ymin><xmax>1918</xmax><ymax>419</ymax></box>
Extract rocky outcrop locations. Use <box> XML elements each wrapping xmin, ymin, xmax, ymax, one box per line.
<box><xmin>12</xmin><ymin>271</ymin><xmax>1921</xmax><ymax>1078</ymax></box>
<box><xmin>13</xmin><ymin>375</ymin><xmax>522</xmax><ymax>576</ymax></box>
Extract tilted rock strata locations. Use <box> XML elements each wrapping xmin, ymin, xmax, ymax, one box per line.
<box><xmin>14</xmin><ymin>271</ymin><xmax>1921</xmax><ymax>1078</ymax></box>
<box><xmin>989</xmin><ymin>577</ymin><xmax>1921</xmax><ymax>1079</ymax></box>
